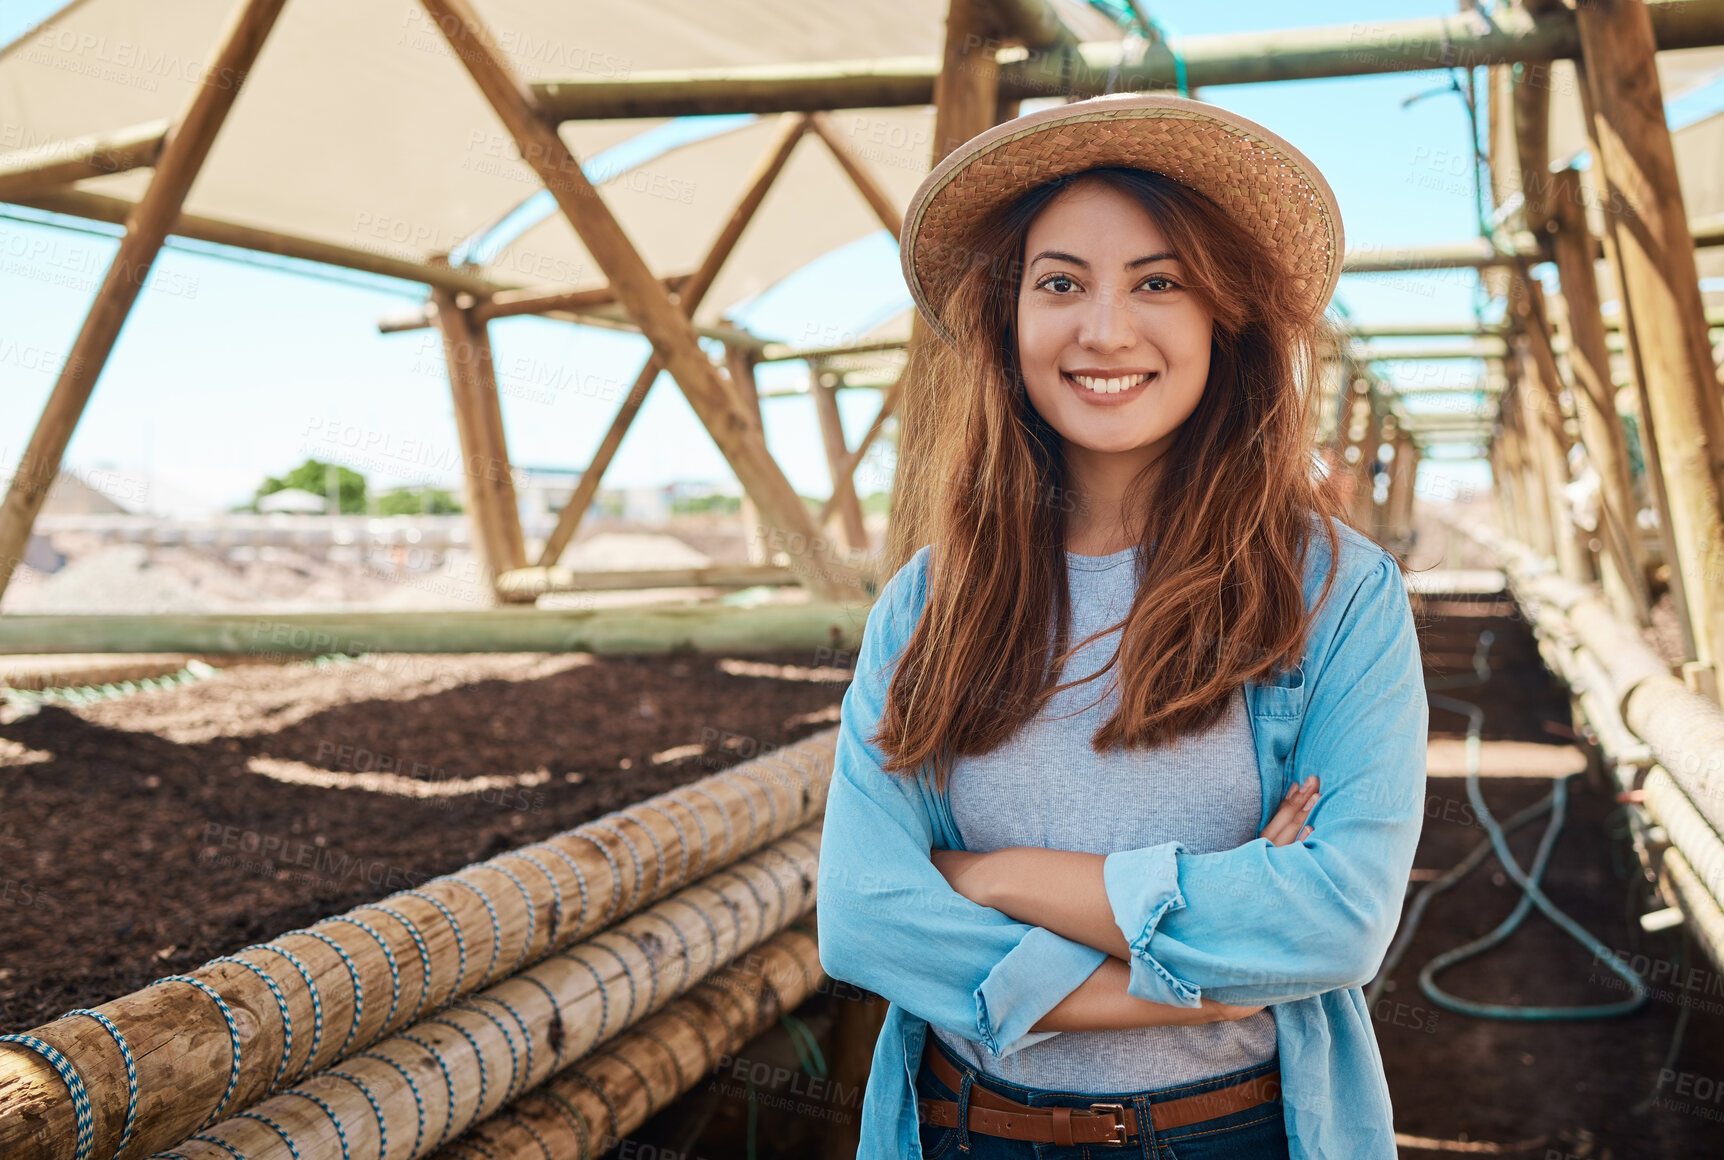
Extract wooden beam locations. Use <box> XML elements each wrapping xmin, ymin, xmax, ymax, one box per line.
<box><xmin>985</xmin><ymin>0</ymin><xmax>1081</xmax><ymax>52</ymax></box>
<box><xmin>526</xmin><ymin>0</ymin><xmax>1724</xmax><ymax>119</ymax></box>
<box><xmin>0</xmin><ymin>0</ymin><xmax>290</xmax><ymax>608</ymax></box>
<box><xmin>418</xmin><ymin>0</ymin><xmax>859</xmax><ymax>599</ymax></box>
<box><xmin>533</xmin><ymin>114</ymin><xmax>810</xmax><ymax>569</ymax></box>
<box><xmin>812</xmin><ymin>370</ymin><xmax>870</xmax><ymax>552</ymax></box>
<box><xmin>807</xmin><ymin>113</ymin><xmax>904</xmax><ymax>239</ymax></box>
<box><xmin>0</xmin><ymin>118</ymin><xmax>169</xmax><ymax>200</ymax></box>
<box><xmin>14</xmin><ymin>188</ymin><xmax>503</xmax><ymax>295</ymax></box>
<box><xmin>431</xmin><ymin>288</ymin><xmax>526</xmax><ymax>592</ymax></box>
<box><xmin>887</xmin><ymin>0</ymin><xmax>1003</xmax><ymax>573</ymax></box>
<box><xmin>473</xmin><ymin>273</ymin><xmax>689</xmax><ymax>322</ymax></box>
<box><xmin>1577</xmin><ymin>0</ymin><xmax>1724</xmax><ymax>669</ymax></box>
<box><xmin>1342</xmin><ymin>236</ymin><xmax>1540</xmax><ymax>273</ymax></box>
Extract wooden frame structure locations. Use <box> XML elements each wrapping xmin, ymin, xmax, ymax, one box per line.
<box><xmin>0</xmin><ymin>0</ymin><xmax>1720</xmax><ymax>640</ymax></box>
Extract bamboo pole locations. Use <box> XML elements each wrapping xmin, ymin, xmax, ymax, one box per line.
<box><xmin>887</xmin><ymin>0</ymin><xmax>1003</xmax><ymax>573</ymax></box>
<box><xmin>418</xmin><ymin>0</ymin><xmax>858</xmax><ymax>599</ymax></box>
<box><xmin>494</xmin><ymin>564</ymin><xmax>800</xmax><ymax>599</ymax></box>
<box><xmin>0</xmin><ymin>734</ymin><xmax>839</xmax><ymax>1160</ymax></box>
<box><xmin>533</xmin><ymin>114</ymin><xmax>810</xmax><ymax>570</ymax></box>
<box><xmin>429</xmin><ymin>926</ymin><xmax>825</xmax><ymax>1160</ymax></box>
<box><xmin>431</xmin><ymin>288</ymin><xmax>526</xmax><ymax>593</ymax></box>
<box><xmin>0</xmin><ymin>602</ymin><xmax>871</xmax><ymax>656</ymax></box>
<box><xmin>0</xmin><ymin>0</ymin><xmax>290</xmax><ymax>608</ymax></box>
<box><xmin>807</xmin><ymin>113</ymin><xmax>905</xmax><ymax>240</ymax></box>
<box><xmin>0</xmin><ymin>118</ymin><xmax>169</xmax><ymax>200</ymax></box>
<box><xmin>153</xmin><ymin>828</ymin><xmax>822</xmax><ymax>1160</ymax></box>
<box><xmin>1545</xmin><ymin>166</ymin><xmax>1653</xmax><ymax>623</ymax></box>
<box><xmin>524</xmin><ymin>0</ymin><xmax>1724</xmax><ymax>120</ymax></box>
<box><xmin>812</xmin><ymin>372</ymin><xmax>870</xmax><ymax>553</ymax></box>
<box><xmin>1576</xmin><ymin>0</ymin><xmax>1724</xmax><ymax>670</ymax></box>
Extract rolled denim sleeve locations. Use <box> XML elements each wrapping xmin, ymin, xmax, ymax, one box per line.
<box><xmin>1100</xmin><ymin>548</ymin><xmax>1428</xmax><ymax>1006</ymax></box>
<box><xmin>818</xmin><ymin>548</ymin><xmax>1108</xmax><ymax>1057</ymax></box>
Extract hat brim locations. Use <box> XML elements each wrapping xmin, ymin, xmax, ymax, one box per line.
<box><xmin>901</xmin><ymin>94</ymin><xmax>1344</xmax><ymax>346</ymax></box>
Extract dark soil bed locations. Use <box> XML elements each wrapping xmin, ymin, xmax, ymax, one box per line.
<box><xmin>0</xmin><ymin>649</ymin><xmax>847</xmax><ymax>1030</ymax></box>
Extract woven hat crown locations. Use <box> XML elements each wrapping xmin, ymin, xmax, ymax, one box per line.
<box><xmin>901</xmin><ymin>93</ymin><xmax>1343</xmax><ymax>345</ymax></box>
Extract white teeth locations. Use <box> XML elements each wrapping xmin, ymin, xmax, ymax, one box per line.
<box><xmin>1071</xmin><ymin>373</ymin><xmax>1149</xmax><ymax>395</ymax></box>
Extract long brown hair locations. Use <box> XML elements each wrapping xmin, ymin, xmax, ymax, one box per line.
<box><xmin>875</xmin><ymin>166</ymin><xmax>1359</xmax><ymax>789</ymax></box>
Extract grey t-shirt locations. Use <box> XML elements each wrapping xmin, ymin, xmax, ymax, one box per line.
<box><xmin>931</xmin><ymin>544</ymin><xmax>1277</xmax><ymax>1093</ymax></box>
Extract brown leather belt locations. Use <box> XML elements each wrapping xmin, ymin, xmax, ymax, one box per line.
<box><xmin>917</xmin><ymin>1040</ymin><xmax>1281</xmax><ymax>1148</ymax></box>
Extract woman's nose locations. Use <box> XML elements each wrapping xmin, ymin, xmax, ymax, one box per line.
<box><xmin>1076</xmin><ymin>288</ymin><xmax>1138</xmax><ymax>352</ymax></box>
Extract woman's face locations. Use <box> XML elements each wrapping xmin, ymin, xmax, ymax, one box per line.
<box><xmin>1016</xmin><ymin>178</ymin><xmax>1214</xmax><ymax>464</ymax></box>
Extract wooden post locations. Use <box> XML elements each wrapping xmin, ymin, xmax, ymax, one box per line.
<box><xmin>1545</xmin><ymin>167</ymin><xmax>1653</xmax><ymax>620</ymax></box>
<box><xmin>887</xmin><ymin>0</ymin><xmax>1004</xmax><ymax>572</ymax></box>
<box><xmin>1576</xmin><ymin>0</ymin><xmax>1724</xmax><ymax>668</ymax></box>
<box><xmin>533</xmin><ymin>114</ymin><xmax>810</xmax><ymax>569</ymax></box>
<box><xmin>419</xmin><ymin>0</ymin><xmax>859</xmax><ymax>599</ymax></box>
<box><xmin>727</xmin><ymin>343</ymin><xmax>772</xmax><ymax>564</ymax></box>
<box><xmin>1384</xmin><ymin>431</ymin><xmax>1420</xmax><ymax>548</ymax></box>
<box><xmin>1512</xmin><ymin>50</ymin><xmax>1648</xmax><ymax>619</ymax></box>
<box><xmin>1514</xmin><ymin>277</ymin><xmax>1596</xmax><ymax>582</ymax></box>
<box><xmin>812</xmin><ymin>368</ymin><xmax>871</xmax><ymax>553</ymax></box>
<box><xmin>0</xmin><ymin>0</ymin><xmax>290</xmax><ymax>607</ymax></box>
<box><xmin>431</xmin><ymin>288</ymin><xmax>526</xmax><ymax>595</ymax></box>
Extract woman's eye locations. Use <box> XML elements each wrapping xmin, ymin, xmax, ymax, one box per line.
<box><xmin>1141</xmin><ymin>275</ymin><xmax>1177</xmax><ymax>292</ymax></box>
<box><xmin>1039</xmin><ymin>274</ymin><xmax>1077</xmax><ymax>293</ymax></box>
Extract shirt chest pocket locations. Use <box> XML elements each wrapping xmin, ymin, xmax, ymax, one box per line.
<box><xmin>1254</xmin><ymin>662</ymin><xmax>1306</xmax><ymax>719</ymax></box>
<box><xmin>1249</xmin><ymin>664</ymin><xmax>1306</xmax><ymax>789</ymax></box>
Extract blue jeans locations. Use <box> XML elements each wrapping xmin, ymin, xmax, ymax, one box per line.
<box><xmin>915</xmin><ymin>1033</ymin><xmax>1291</xmax><ymax>1160</ymax></box>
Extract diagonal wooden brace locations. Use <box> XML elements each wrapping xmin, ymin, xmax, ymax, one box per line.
<box><xmin>419</xmin><ymin>0</ymin><xmax>861</xmax><ymax>599</ymax></box>
<box><xmin>535</xmin><ymin>114</ymin><xmax>810</xmax><ymax>569</ymax></box>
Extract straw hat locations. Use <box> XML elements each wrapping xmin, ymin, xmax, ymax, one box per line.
<box><xmin>901</xmin><ymin>93</ymin><xmax>1344</xmax><ymax>345</ymax></box>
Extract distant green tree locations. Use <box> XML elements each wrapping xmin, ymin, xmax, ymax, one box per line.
<box><xmin>672</xmin><ymin>493</ymin><xmax>742</xmax><ymax>515</ymax></box>
<box><xmin>377</xmin><ymin>486</ymin><xmax>463</xmax><ymax>515</ymax></box>
<box><xmin>254</xmin><ymin>459</ymin><xmax>367</xmax><ymax>514</ymax></box>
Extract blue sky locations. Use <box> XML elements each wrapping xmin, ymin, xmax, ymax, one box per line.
<box><xmin>1</xmin><ymin>1</ymin><xmax>1547</xmax><ymax>512</ymax></box>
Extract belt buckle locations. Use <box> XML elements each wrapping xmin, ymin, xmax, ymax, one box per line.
<box><xmin>1086</xmin><ymin>1102</ymin><xmax>1129</xmax><ymax>1146</ymax></box>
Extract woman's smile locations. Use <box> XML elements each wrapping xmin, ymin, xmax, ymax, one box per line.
<box><xmin>1064</xmin><ymin>368</ymin><xmax>1158</xmax><ymax>403</ymax></box>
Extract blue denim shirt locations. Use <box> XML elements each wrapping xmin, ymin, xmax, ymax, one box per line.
<box><xmin>816</xmin><ymin>516</ymin><xmax>1428</xmax><ymax>1159</ymax></box>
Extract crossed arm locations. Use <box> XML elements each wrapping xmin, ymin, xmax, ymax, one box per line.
<box><xmin>932</xmin><ymin>778</ymin><xmax>1321</xmax><ymax>1031</ymax></box>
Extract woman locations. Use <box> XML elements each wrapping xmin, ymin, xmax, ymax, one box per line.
<box><xmin>816</xmin><ymin>94</ymin><xmax>1427</xmax><ymax>1160</ymax></box>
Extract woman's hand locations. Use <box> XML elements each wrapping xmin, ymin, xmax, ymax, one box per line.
<box><xmin>1260</xmin><ymin>775</ymin><xmax>1319</xmax><ymax>846</ymax></box>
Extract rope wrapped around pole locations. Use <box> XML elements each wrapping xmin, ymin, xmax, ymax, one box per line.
<box><xmin>432</xmin><ymin>925</ymin><xmax>826</xmax><ymax>1160</ymax></box>
<box><xmin>0</xmin><ymin>731</ymin><xmax>838</xmax><ymax>1160</ymax></box>
<box><xmin>152</xmin><ymin>826</ymin><xmax>822</xmax><ymax>1160</ymax></box>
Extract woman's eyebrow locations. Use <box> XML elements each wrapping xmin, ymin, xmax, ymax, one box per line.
<box><xmin>1026</xmin><ymin>249</ymin><xmax>1178</xmax><ymax>268</ymax></box>
<box><xmin>1126</xmin><ymin>251</ymin><xmax>1178</xmax><ymax>268</ymax></box>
